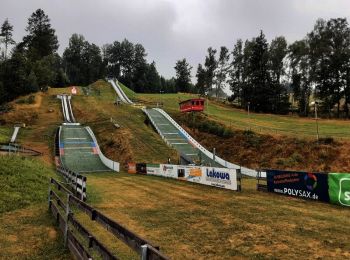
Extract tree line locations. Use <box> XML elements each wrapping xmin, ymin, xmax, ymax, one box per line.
<box><xmin>0</xmin><ymin>9</ymin><xmax>178</xmax><ymax>106</ymax></box>
<box><xmin>174</xmin><ymin>18</ymin><xmax>350</xmax><ymax>117</ymax></box>
<box><xmin>1</xmin><ymin>10</ymin><xmax>350</xmax><ymax>118</ymax></box>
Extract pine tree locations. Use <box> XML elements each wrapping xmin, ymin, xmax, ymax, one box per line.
<box><xmin>23</xmin><ymin>9</ymin><xmax>58</xmax><ymax>60</ymax></box>
<box><xmin>0</xmin><ymin>19</ymin><xmax>15</xmax><ymax>60</ymax></box>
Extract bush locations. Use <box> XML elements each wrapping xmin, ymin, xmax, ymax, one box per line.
<box><xmin>319</xmin><ymin>137</ymin><xmax>334</xmax><ymax>145</ymax></box>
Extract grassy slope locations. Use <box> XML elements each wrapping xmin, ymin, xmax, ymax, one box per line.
<box><xmin>85</xmin><ymin>172</ymin><xmax>350</xmax><ymax>259</ymax></box>
<box><xmin>0</xmin><ymin>127</ymin><xmax>11</xmax><ymax>143</ymax></box>
<box><xmin>0</xmin><ymin>156</ymin><xmax>70</xmax><ymax>259</ymax></box>
<box><xmin>71</xmin><ymin>80</ymin><xmax>178</xmax><ymax>166</ymax></box>
<box><xmin>134</xmin><ymin>92</ymin><xmax>350</xmax><ymax>139</ymax></box>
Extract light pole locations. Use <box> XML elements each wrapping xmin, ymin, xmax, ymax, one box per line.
<box><xmin>311</xmin><ymin>101</ymin><xmax>319</xmax><ymax>142</ymax></box>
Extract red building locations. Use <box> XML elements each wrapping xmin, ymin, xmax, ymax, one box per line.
<box><xmin>179</xmin><ymin>98</ymin><xmax>205</xmax><ymax>112</ymax></box>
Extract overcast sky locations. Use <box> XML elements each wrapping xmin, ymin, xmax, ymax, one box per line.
<box><xmin>1</xmin><ymin>0</ymin><xmax>350</xmax><ymax>80</ymax></box>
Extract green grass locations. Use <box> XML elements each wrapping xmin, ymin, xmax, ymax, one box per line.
<box><xmin>0</xmin><ymin>156</ymin><xmax>56</xmax><ymax>213</ymax></box>
<box><xmin>134</xmin><ymin>92</ymin><xmax>350</xmax><ymax>139</ymax></box>
<box><xmin>118</xmin><ymin>81</ymin><xmax>136</xmax><ymax>100</ymax></box>
<box><xmin>84</xmin><ymin>172</ymin><xmax>350</xmax><ymax>259</ymax></box>
<box><xmin>0</xmin><ymin>127</ymin><xmax>11</xmax><ymax>143</ymax></box>
<box><xmin>0</xmin><ymin>155</ymin><xmax>70</xmax><ymax>259</ymax></box>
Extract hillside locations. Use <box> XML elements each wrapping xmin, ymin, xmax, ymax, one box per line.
<box><xmin>0</xmin><ymin>156</ymin><xmax>69</xmax><ymax>259</ymax></box>
<box><xmin>135</xmin><ymin>92</ymin><xmax>350</xmax><ymax>139</ymax></box>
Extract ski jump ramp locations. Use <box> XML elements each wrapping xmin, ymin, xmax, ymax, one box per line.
<box><xmin>57</xmin><ymin>94</ymin><xmax>120</xmax><ymax>173</ymax></box>
<box><xmin>57</xmin><ymin>95</ymin><xmax>76</xmax><ymax>123</ymax></box>
<box><xmin>108</xmin><ymin>79</ymin><xmax>133</xmax><ymax>104</ymax></box>
<box><xmin>107</xmin><ymin>79</ymin><xmax>261</xmax><ymax>177</ymax></box>
<box><xmin>144</xmin><ymin>108</ymin><xmax>261</xmax><ymax>177</ymax></box>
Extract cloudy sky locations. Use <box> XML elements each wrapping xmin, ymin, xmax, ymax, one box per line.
<box><xmin>1</xmin><ymin>0</ymin><xmax>350</xmax><ymax>80</ymax></box>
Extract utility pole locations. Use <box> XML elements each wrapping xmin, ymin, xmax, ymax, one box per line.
<box><xmin>311</xmin><ymin>101</ymin><xmax>319</xmax><ymax>142</ymax></box>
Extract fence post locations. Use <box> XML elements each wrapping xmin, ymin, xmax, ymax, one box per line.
<box><xmin>141</xmin><ymin>244</ymin><xmax>148</xmax><ymax>260</ymax></box>
<box><xmin>236</xmin><ymin>168</ymin><xmax>242</xmax><ymax>192</ymax></box>
<box><xmin>64</xmin><ymin>193</ymin><xmax>71</xmax><ymax>247</ymax></box>
<box><xmin>48</xmin><ymin>178</ymin><xmax>52</xmax><ymax>209</ymax></box>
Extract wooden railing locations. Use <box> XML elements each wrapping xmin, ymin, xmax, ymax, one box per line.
<box><xmin>56</xmin><ymin>166</ymin><xmax>87</xmax><ymax>201</ymax></box>
<box><xmin>48</xmin><ymin>178</ymin><xmax>169</xmax><ymax>260</ymax></box>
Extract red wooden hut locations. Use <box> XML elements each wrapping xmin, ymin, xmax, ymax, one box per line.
<box><xmin>179</xmin><ymin>98</ymin><xmax>205</xmax><ymax>112</ymax></box>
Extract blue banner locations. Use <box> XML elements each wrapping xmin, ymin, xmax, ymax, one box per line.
<box><xmin>266</xmin><ymin>170</ymin><xmax>330</xmax><ymax>202</ymax></box>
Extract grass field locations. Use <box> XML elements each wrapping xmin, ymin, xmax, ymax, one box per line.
<box><xmin>0</xmin><ymin>156</ymin><xmax>70</xmax><ymax>259</ymax></box>
<box><xmin>80</xmin><ymin>172</ymin><xmax>350</xmax><ymax>259</ymax></box>
<box><xmin>134</xmin><ymin>92</ymin><xmax>350</xmax><ymax>139</ymax></box>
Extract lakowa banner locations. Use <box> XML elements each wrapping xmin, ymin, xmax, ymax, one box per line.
<box><xmin>145</xmin><ymin>164</ymin><xmax>238</xmax><ymax>191</ymax></box>
<box><xmin>266</xmin><ymin>170</ymin><xmax>330</xmax><ymax>202</ymax></box>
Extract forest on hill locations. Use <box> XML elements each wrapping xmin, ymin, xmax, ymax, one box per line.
<box><xmin>1</xmin><ymin>9</ymin><xmax>350</xmax><ymax>117</ymax></box>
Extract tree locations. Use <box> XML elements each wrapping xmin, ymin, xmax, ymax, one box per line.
<box><xmin>23</xmin><ymin>9</ymin><xmax>58</xmax><ymax>60</ymax></box>
<box><xmin>174</xmin><ymin>58</ymin><xmax>192</xmax><ymax>92</ymax></box>
<box><xmin>195</xmin><ymin>63</ymin><xmax>207</xmax><ymax>94</ymax></box>
<box><xmin>27</xmin><ymin>70</ymin><xmax>39</xmax><ymax>93</ymax></box>
<box><xmin>288</xmin><ymin>39</ymin><xmax>312</xmax><ymax>116</ymax></box>
<box><xmin>245</xmin><ymin>31</ymin><xmax>271</xmax><ymax>112</ymax></box>
<box><xmin>308</xmin><ymin>18</ymin><xmax>350</xmax><ymax>117</ymax></box>
<box><xmin>269</xmin><ymin>36</ymin><xmax>287</xmax><ymax>84</ymax></box>
<box><xmin>229</xmin><ymin>39</ymin><xmax>244</xmax><ymax>104</ymax></box>
<box><xmin>145</xmin><ymin>61</ymin><xmax>161</xmax><ymax>92</ymax></box>
<box><xmin>214</xmin><ymin>46</ymin><xmax>230</xmax><ymax>98</ymax></box>
<box><xmin>119</xmin><ymin>39</ymin><xmax>134</xmax><ymax>86</ymax></box>
<box><xmin>268</xmin><ymin>36</ymin><xmax>289</xmax><ymax>113</ymax></box>
<box><xmin>0</xmin><ymin>19</ymin><xmax>15</xmax><ymax>60</ymax></box>
<box><xmin>132</xmin><ymin>43</ymin><xmax>148</xmax><ymax>92</ymax></box>
<box><xmin>204</xmin><ymin>47</ymin><xmax>217</xmax><ymax>93</ymax></box>
<box><xmin>63</xmin><ymin>34</ymin><xmax>85</xmax><ymax>84</ymax></box>
<box><xmin>63</xmin><ymin>34</ymin><xmax>103</xmax><ymax>85</ymax></box>
<box><xmin>2</xmin><ymin>48</ymin><xmax>29</xmax><ymax>98</ymax></box>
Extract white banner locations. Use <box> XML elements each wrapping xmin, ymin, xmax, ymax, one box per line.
<box><xmin>146</xmin><ymin>164</ymin><xmax>238</xmax><ymax>191</ymax></box>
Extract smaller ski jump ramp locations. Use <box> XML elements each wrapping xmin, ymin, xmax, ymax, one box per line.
<box><xmin>58</xmin><ymin>125</ymin><xmax>119</xmax><ymax>173</ymax></box>
<box><xmin>108</xmin><ymin>79</ymin><xmax>133</xmax><ymax>104</ymax></box>
<box><xmin>57</xmin><ymin>95</ymin><xmax>76</xmax><ymax>123</ymax></box>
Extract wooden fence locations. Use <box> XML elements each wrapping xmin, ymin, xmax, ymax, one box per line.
<box><xmin>56</xmin><ymin>166</ymin><xmax>87</xmax><ymax>201</ymax></box>
<box><xmin>48</xmin><ymin>178</ymin><xmax>169</xmax><ymax>260</ymax></box>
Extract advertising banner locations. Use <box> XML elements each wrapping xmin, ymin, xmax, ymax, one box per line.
<box><xmin>146</xmin><ymin>164</ymin><xmax>160</xmax><ymax>175</ymax></box>
<box><xmin>266</xmin><ymin>170</ymin><xmax>329</xmax><ymax>202</ymax></box>
<box><xmin>187</xmin><ymin>167</ymin><xmax>238</xmax><ymax>190</ymax></box>
<box><xmin>127</xmin><ymin>162</ymin><xmax>136</xmax><ymax>174</ymax></box>
<box><xmin>328</xmin><ymin>173</ymin><xmax>350</xmax><ymax>207</ymax></box>
<box><xmin>145</xmin><ymin>164</ymin><xmax>238</xmax><ymax>191</ymax></box>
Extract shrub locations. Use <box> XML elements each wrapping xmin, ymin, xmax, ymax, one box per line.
<box><xmin>319</xmin><ymin>137</ymin><xmax>334</xmax><ymax>145</ymax></box>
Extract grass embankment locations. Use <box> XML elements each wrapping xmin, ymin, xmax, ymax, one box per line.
<box><xmin>68</xmin><ymin>80</ymin><xmax>178</xmax><ymax>167</ymax></box>
<box><xmin>0</xmin><ymin>91</ymin><xmax>62</xmax><ymax>164</ymax></box>
<box><xmin>135</xmin><ymin>92</ymin><xmax>350</xmax><ymax>139</ymax></box>
<box><xmin>82</xmin><ymin>172</ymin><xmax>350</xmax><ymax>259</ymax></box>
<box><xmin>173</xmin><ymin>113</ymin><xmax>350</xmax><ymax>172</ymax></box>
<box><xmin>0</xmin><ymin>156</ymin><xmax>69</xmax><ymax>259</ymax></box>
<box><xmin>0</xmin><ymin>127</ymin><xmax>11</xmax><ymax>143</ymax></box>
